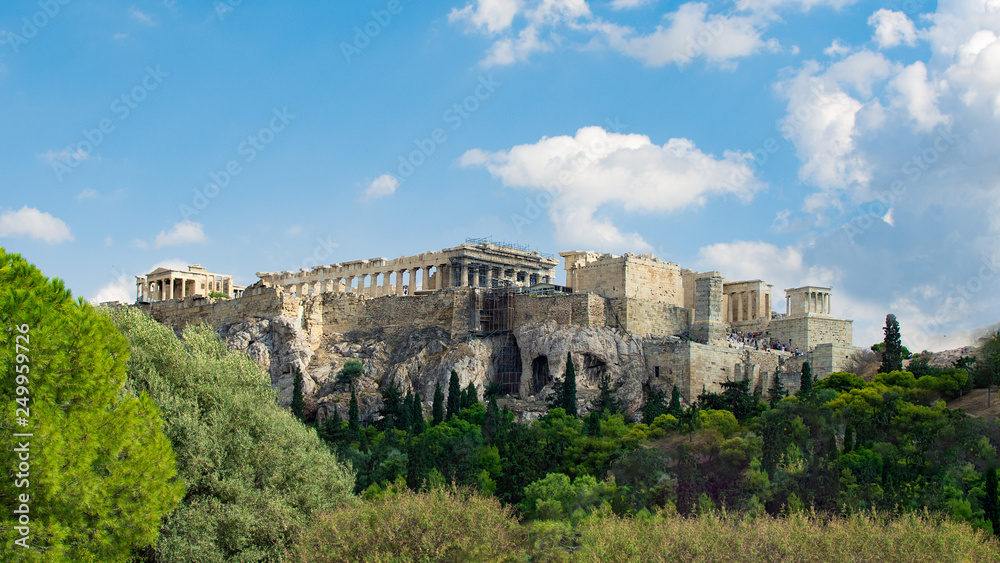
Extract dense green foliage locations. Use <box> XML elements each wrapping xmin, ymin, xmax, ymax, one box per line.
<box><xmin>297</xmin><ymin>488</ymin><xmax>1000</xmax><ymax>562</ymax></box>
<box><xmin>320</xmin><ymin>354</ymin><xmax>1000</xmax><ymax>538</ymax></box>
<box><xmin>107</xmin><ymin>307</ymin><xmax>354</xmax><ymax>562</ymax></box>
<box><xmin>447</xmin><ymin>370</ymin><xmax>462</xmax><ymax>420</ymax></box>
<box><xmin>0</xmin><ymin>249</ymin><xmax>183</xmax><ymax>562</ymax></box>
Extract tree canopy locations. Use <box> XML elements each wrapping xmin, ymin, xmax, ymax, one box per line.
<box><xmin>0</xmin><ymin>249</ymin><xmax>183</xmax><ymax>561</ymax></box>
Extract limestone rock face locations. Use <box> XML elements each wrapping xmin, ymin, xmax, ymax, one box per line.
<box><xmin>217</xmin><ymin>318</ymin><xmax>652</xmax><ymax>424</ymax></box>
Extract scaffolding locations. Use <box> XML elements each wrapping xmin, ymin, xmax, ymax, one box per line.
<box><xmin>469</xmin><ymin>279</ymin><xmax>522</xmax><ymax>396</ymax></box>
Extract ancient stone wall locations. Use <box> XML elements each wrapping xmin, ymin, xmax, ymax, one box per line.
<box><xmin>565</xmin><ymin>254</ymin><xmax>684</xmax><ymax>305</ymax></box>
<box><xmin>767</xmin><ymin>316</ymin><xmax>853</xmax><ymax>350</ymax></box>
<box><xmin>621</xmin><ymin>299</ymin><xmax>691</xmax><ymax>337</ymax></box>
<box><xmin>147</xmin><ymin>285</ymin><xmax>287</xmax><ymax>332</ymax></box>
<box><xmin>808</xmin><ymin>343</ymin><xmax>859</xmax><ymax>379</ymax></box>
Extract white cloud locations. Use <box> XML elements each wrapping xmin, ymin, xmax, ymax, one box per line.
<box><xmin>285</xmin><ymin>224</ymin><xmax>303</xmax><ymax>237</ymax></box>
<box><xmin>38</xmin><ymin>148</ymin><xmax>91</xmax><ymax>165</ymax></box>
<box><xmin>459</xmin><ymin>125</ymin><xmax>763</xmax><ymax>251</ymax></box>
<box><xmin>363</xmin><ymin>174</ymin><xmax>400</xmax><ymax>201</ymax></box>
<box><xmin>0</xmin><ymin>206</ymin><xmax>74</xmax><ymax>244</ymax></box>
<box><xmin>91</xmin><ymin>275</ymin><xmax>133</xmax><ymax>304</ymax></box>
<box><xmin>598</xmin><ymin>3</ymin><xmax>776</xmax><ymax>68</ymax></box>
<box><xmin>824</xmin><ymin>39</ymin><xmax>851</xmax><ymax>57</ymax></box>
<box><xmin>868</xmin><ymin>9</ymin><xmax>917</xmax><ymax>49</ymax></box>
<box><xmin>610</xmin><ymin>0</ymin><xmax>654</xmax><ymax>9</ymax></box>
<box><xmin>449</xmin><ymin>0</ymin><xmax>523</xmax><ymax>34</ymax></box>
<box><xmin>889</xmin><ymin>61</ymin><xmax>948</xmax><ymax>131</ymax></box>
<box><xmin>736</xmin><ymin>0</ymin><xmax>859</xmax><ymax>13</ymax></box>
<box><xmin>76</xmin><ymin>188</ymin><xmax>98</xmax><ymax>200</ymax></box>
<box><xmin>104</xmin><ymin>236</ymin><xmax>114</xmax><ymax>246</ymax></box>
<box><xmin>153</xmin><ymin>221</ymin><xmax>206</xmax><ymax>248</ymax></box>
<box><xmin>129</xmin><ymin>6</ymin><xmax>156</xmax><ymax>26</ymax></box>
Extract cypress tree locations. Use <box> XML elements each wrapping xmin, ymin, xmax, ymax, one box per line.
<box><xmin>592</xmin><ymin>372</ymin><xmax>619</xmax><ymax>414</ymax></box>
<box><xmin>484</xmin><ymin>395</ymin><xmax>500</xmax><ymax>441</ymax></box>
<box><xmin>799</xmin><ymin>362</ymin><xmax>813</xmax><ymax>396</ymax></box>
<box><xmin>447</xmin><ymin>370</ymin><xmax>462</xmax><ymax>419</ymax></box>
<box><xmin>290</xmin><ymin>366</ymin><xmax>305</xmax><ymax>420</ymax></box>
<box><xmin>379</xmin><ymin>385</ymin><xmax>404</xmax><ymax>430</ymax></box>
<box><xmin>769</xmin><ymin>372</ymin><xmax>787</xmax><ymax>407</ymax></box>
<box><xmin>432</xmin><ymin>381</ymin><xmax>444</xmax><ymax>425</ymax></box>
<box><xmin>668</xmin><ymin>384</ymin><xmax>682</xmax><ymax>416</ymax></box>
<box><xmin>986</xmin><ymin>467</ymin><xmax>999</xmax><ymax>536</ymax></box>
<box><xmin>584</xmin><ymin>411</ymin><xmax>602</xmax><ymax>437</ymax></box>
<box><xmin>843</xmin><ymin>425</ymin><xmax>854</xmax><ymax>454</ymax></box>
<box><xmin>348</xmin><ymin>384</ymin><xmax>360</xmax><ymax>436</ymax></box>
<box><xmin>410</xmin><ymin>392</ymin><xmax>425</xmax><ymax>434</ymax></box>
<box><xmin>399</xmin><ymin>390</ymin><xmax>413</xmax><ymax>431</ymax></box>
<box><xmin>562</xmin><ymin>352</ymin><xmax>578</xmax><ymax>417</ymax></box>
<box><xmin>463</xmin><ymin>382</ymin><xmax>479</xmax><ymax>408</ymax></box>
<box><xmin>880</xmin><ymin>313</ymin><xmax>904</xmax><ymax>373</ymax></box>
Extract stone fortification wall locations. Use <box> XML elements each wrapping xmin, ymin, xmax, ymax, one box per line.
<box><xmin>567</xmin><ymin>254</ymin><xmax>684</xmax><ymax>306</ymax></box>
<box><xmin>767</xmin><ymin>316</ymin><xmax>853</xmax><ymax>350</ymax></box>
<box><xmin>808</xmin><ymin>343</ymin><xmax>860</xmax><ymax>379</ymax></box>
<box><xmin>319</xmin><ymin>290</ymin><xmax>462</xmax><ymax>335</ymax></box>
<box><xmin>619</xmin><ymin>299</ymin><xmax>691</xmax><ymax>337</ymax></box>
<box><xmin>147</xmin><ymin>285</ymin><xmax>289</xmax><ymax>332</ymax></box>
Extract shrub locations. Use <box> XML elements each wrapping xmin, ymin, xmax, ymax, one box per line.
<box><xmin>296</xmin><ymin>487</ymin><xmax>525</xmax><ymax>562</ymax></box>
<box><xmin>107</xmin><ymin>307</ymin><xmax>354</xmax><ymax>562</ymax></box>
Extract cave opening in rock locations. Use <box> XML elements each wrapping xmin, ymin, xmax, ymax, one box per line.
<box><xmin>582</xmin><ymin>353</ymin><xmax>608</xmax><ymax>386</ymax></box>
<box><xmin>531</xmin><ymin>355</ymin><xmax>551</xmax><ymax>395</ymax></box>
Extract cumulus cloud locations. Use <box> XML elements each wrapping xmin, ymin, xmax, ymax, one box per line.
<box><xmin>448</xmin><ymin>0</ymin><xmax>795</xmax><ymax>68</ymax></box>
<box><xmin>868</xmin><ymin>9</ymin><xmax>917</xmax><ymax>49</ymax></box>
<box><xmin>459</xmin><ymin>125</ymin><xmax>763</xmax><ymax>250</ymax></box>
<box><xmin>597</xmin><ymin>3</ymin><xmax>777</xmax><ymax>68</ymax></box>
<box><xmin>0</xmin><ymin>206</ymin><xmax>74</xmax><ymax>244</ymax></box>
<box><xmin>152</xmin><ymin>221</ymin><xmax>206</xmax><ymax>248</ymax></box>
<box><xmin>363</xmin><ymin>174</ymin><xmax>400</xmax><ymax>201</ymax></box>
<box><xmin>129</xmin><ymin>6</ymin><xmax>156</xmax><ymax>26</ymax></box>
<box><xmin>76</xmin><ymin>188</ymin><xmax>98</xmax><ymax>200</ymax></box>
<box><xmin>735</xmin><ymin>0</ymin><xmax>858</xmax><ymax>12</ymax></box>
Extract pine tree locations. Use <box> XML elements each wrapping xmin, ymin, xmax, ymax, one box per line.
<box><xmin>410</xmin><ymin>391</ymin><xmax>425</xmax><ymax>434</ymax></box>
<box><xmin>432</xmin><ymin>381</ymin><xmax>445</xmax><ymax>425</ymax></box>
<box><xmin>447</xmin><ymin>370</ymin><xmax>462</xmax><ymax>419</ymax></box>
<box><xmin>668</xmin><ymin>384</ymin><xmax>683</xmax><ymax>416</ymax></box>
<box><xmin>799</xmin><ymin>362</ymin><xmax>813</xmax><ymax>396</ymax></box>
<box><xmin>880</xmin><ymin>313</ymin><xmax>904</xmax><ymax>373</ymax></box>
<box><xmin>484</xmin><ymin>395</ymin><xmax>500</xmax><ymax>441</ymax></box>
<box><xmin>986</xmin><ymin>467</ymin><xmax>999</xmax><ymax>536</ymax></box>
<box><xmin>290</xmin><ymin>365</ymin><xmax>305</xmax><ymax>420</ymax></box>
<box><xmin>562</xmin><ymin>352</ymin><xmax>578</xmax><ymax>417</ymax></box>
<box><xmin>463</xmin><ymin>382</ymin><xmax>479</xmax><ymax>408</ymax></box>
<box><xmin>348</xmin><ymin>384</ymin><xmax>360</xmax><ymax>436</ymax></box>
<box><xmin>769</xmin><ymin>372</ymin><xmax>787</xmax><ymax>407</ymax></box>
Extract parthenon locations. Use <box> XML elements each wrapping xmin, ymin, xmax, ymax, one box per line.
<box><xmin>255</xmin><ymin>239</ymin><xmax>560</xmax><ymax>297</ymax></box>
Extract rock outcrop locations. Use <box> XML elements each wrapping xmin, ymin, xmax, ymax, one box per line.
<box><xmin>219</xmin><ymin>316</ymin><xmax>654</xmax><ymax>424</ymax></box>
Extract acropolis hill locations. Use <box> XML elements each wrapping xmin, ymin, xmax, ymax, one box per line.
<box><xmin>137</xmin><ymin>239</ymin><xmax>859</xmax><ymax>422</ymax></box>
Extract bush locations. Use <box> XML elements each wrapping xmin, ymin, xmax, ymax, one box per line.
<box><xmin>571</xmin><ymin>509</ymin><xmax>1000</xmax><ymax>562</ymax></box>
<box><xmin>107</xmin><ymin>307</ymin><xmax>354</xmax><ymax>562</ymax></box>
<box><xmin>296</xmin><ymin>487</ymin><xmax>525</xmax><ymax>562</ymax></box>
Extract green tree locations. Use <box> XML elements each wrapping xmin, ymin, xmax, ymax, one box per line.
<box><xmin>410</xmin><ymin>391</ymin><xmax>425</xmax><ymax>434</ymax></box>
<box><xmin>336</xmin><ymin>359</ymin><xmax>364</xmax><ymax>387</ymax></box>
<box><xmin>880</xmin><ymin>314</ymin><xmax>904</xmax><ymax>373</ymax></box>
<box><xmin>107</xmin><ymin>305</ymin><xmax>353</xmax><ymax>562</ymax></box>
<box><xmin>291</xmin><ymin>364</ymin><xmax>305</xmax><ymax>420</ymax></box>
<box><xmin>799</xmin><ymin>362</ymin><xmax>813</xmax><ymax>396</ymax></box>
<box><xmin>643</xmin><ymin>386</ymin><xmax>669</xmax><ymax>424</ymax></box>
<box><xmin>769</xmin><ymin>372</ymin><xmax>787</xmax><ymax>407</ymax></box>
<box><xmin>447</xmin><ymin>370</ymin><xmax>462</xmax><ymax>419</ymax></box>
<box><xmin>463</xmin><ymin>382</ymin><xmax>479</xmax><ymax>408</ymax></box>
<box><xmin>379</xmin><ymin>384</ymin><xmax>405</xmax><ymax>431</ymax></box>
<box><xmin>668</xmin><ymin>384</ymin><xmax>683</xmax><ymax>416</ymax></box>
<box><xmin>592</xmin><ymin>372</ymin><xmax>620</xmax><ymax>414</ymax></box>
<box><xmin>561</xmin><ymin>352</ymin><xmax>578</xmax><ymax>417</ymax></box>
<box><xmin>977</xmin><ymin>331</ymin><xmax>1000</xmax><ymax>407</ymax></box>
<box><xmin>483</xmin><ymin>394</ymin><xmax>500</xmax><ymax>442</ymax></box>
<box><xmin>0</xmin><ymin>250</ymin><xmax>183</xmax><ymax>562</ymax></box>
<box><xmin>348</xmin><ymin>384</ymin><xmax>360</xmax><ymax>436</ymax></box>
<box><xmin>986</xmin><ymin>467</ymin><xmax>999</xmax><ymax>536</ymax></box>
<box><xmin>432</xmin><ymin>381</ymin><xmax>445</xmax><ymax>426</ymax></box>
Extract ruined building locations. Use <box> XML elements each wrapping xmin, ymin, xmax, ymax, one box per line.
<box><xmin>141</xmin><ymin>240</ymin><xmax>860</xmax><ymax>422</ymax></box>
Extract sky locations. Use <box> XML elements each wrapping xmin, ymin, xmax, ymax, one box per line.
<box><xmin>1</xmin><ymin>0</ymin><xmax>999</xmax><ymax>352</ymax></box>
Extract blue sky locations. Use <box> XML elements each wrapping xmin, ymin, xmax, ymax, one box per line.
<box><xmin>2</xmin><ymin>0</ymin><xmax>999</xmax><ymax>351</ymax></box>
